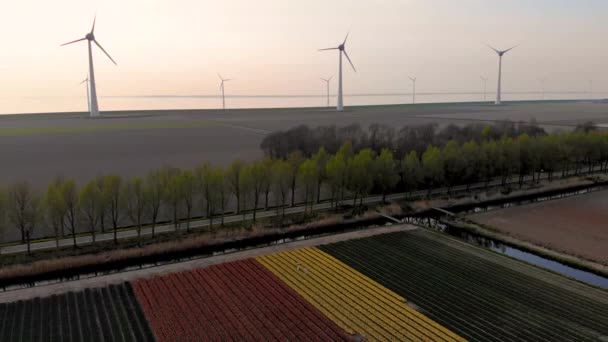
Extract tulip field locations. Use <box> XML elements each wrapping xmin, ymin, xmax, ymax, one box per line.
<box><xmin>3</xmin><ymin>228</ymin><xmax>607</xmax><ymax>341</ymax></box>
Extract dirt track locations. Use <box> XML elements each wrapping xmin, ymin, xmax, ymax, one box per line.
<box><xmin>0</xmin><ymin>224</ymin><xmax>415</xmax><ymax>303</ymax></box>
<box><xmin>469</xmin><ymin>189</ymin><xmax>608</xmax><ymax>265</ymax></box>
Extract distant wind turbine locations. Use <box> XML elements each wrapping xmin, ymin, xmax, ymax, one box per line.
<box><xmin>320</xmin><ymin>76</ymin><xmax>333</xmax><ymax>107</ymax></box>
<box><xmin>486</xmin><ymin>44</ymin><xmax>517</xmax><ymax>105</ymax></box>
<box><xmin>80</xmin><ymin>77</ymin><xmax>90</xmax><ymax>113</ymax></box>
<box><xmin>218</xmin><ymin>74</ymin><xmax>232</xmax><ymax>110</ymax></box>
<box><xmin>319</xmin><ymin>33</ymin><xmax>356</xmax><ymax>111</ymax></box>
<box><xmin>62</xmin><ymin>16</ymin><xmax>117</xmax><ymax>117</ymax></box>
<box><xmin>480</xmin><ymin>76</ymin><xmax>488</xmax><ymax>102</ymax></box>
<box><xmin>408</xmin><ymin>76</ymin><xmax>417</xmax><ymax>104</ymax></box>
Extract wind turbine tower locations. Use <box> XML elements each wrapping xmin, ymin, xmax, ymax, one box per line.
<box><xmin>409</xmin><ymin>77</ymin><xmax>417</xmax><ymax>104</ymax></box>
<box><xmin>486</xmin><ymin>44</ymin><xmax>517</xmax><ymax>105</ymax></box>
<box><xmin>62</xmin><ymin>16</ymin><xmax>117</xmax><ymax>117</ymax></box>
<box><xmin>319</xmin><ymin>33</ymin><xmax>356</xmax><ymax>111</ymax></box>
<box><xmin>80</xmin><ymin>77</ymin><xmax>90</xmax><ymax>113</ymax></box>
<box><xmin>480</xmin><ymin>76</ymin><xmax>488</xmax><ymax>102</ymax></box>
<box><xmin>218</xmin><ymin>74</ymin><xmax>232</xmax><ymax>110</ymax></box>
<box><xmin>321</xmin><ymin>76</ymin><xmax>333</xmax><ymax>107</ymax></box>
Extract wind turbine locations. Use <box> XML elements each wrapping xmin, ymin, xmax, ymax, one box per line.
<box><xmin>320</xmin><ymin>76</ymin><xmax>333</xmax><ymax>107</ymax></box>
<box><xmin>218</xmin><ymin>74</ymin><xmax>232</xmax><ymax>110</ymax></box>
<box><xmin>480</xmin><ymin>76</ymin><xmax>488</xmax><ymax>102</ymax></box>
<box><xmin>80</xmin><ymin>77</ymin><xmax>90</xmax><ymax>113</ymax></box>
<box><xmin>319</xmin><ymin>33</ymin><xmax>356</xmax><ymax>111</ymax></box>
<box><xmin>486</xmin><ymin>44</ymin><xmax>517</xmax><ymax>105</ymax></box>
<box><xmin>62</xmin><ymin>16</ymin><xmax>117</xmax><ymax>117</ymax></box>
<box><xmin>408</xmin><ymin>76</ymin><xmax>417</xmax><ymax>104</ymax></box>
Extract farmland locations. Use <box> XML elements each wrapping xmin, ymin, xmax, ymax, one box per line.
<box><xmin>132</xmin><ymin>259</ymin><xmax>351</xmax><ymax>341</ymax></box>
<box><xmin>0</xmin><ymin>283</ymin><xmax>153</xmax><ymax>341</ymax></box>
<box><xmin>2</xmin><ymin>226</ymin><xmax>607</xmax><ymax>341</ymax></box>
<box><xmin>320</xmin><ymin>229</ymin><xmax>608</xmax><ymax>341</ymax></box>
<box><xmin>468</xmin><ymin>189</ymin><xmax>608</xmax><ymax>265</ymax></box>
<box><xmin>1</xmin><ymin>101</ymin><xmax>607</xmax><ymax>187</ymax></box>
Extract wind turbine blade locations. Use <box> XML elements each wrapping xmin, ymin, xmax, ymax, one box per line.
<box><xmin>61</xmin><ymin>38</ymin><xmax>87</xmax><ymax>46</ymax></box>
<box><xmin>224</xmin><ymin>79</ymin><xmax>232</xmax><ymax>82</ymax></box>
<box><xmin>343</xmin><ymin>50</ymin><xmax>356</xmax><ymax>72</ymax></box>
<box><xmin>503</xmin><ymin>45</ymin><xmax>518</xmax><ymax>53</ymax></box>
<box><xmin>484</xmin><ymin>43</ymin><xmax>500</xmax><ymax>54</ymax></box>
<box><xmin>320</xmin><ymin>78</ymin><xmax>328</xmax><ymax>82</ymax></box>
<box><xmin>328</xmin><ymin>76</ymin><xmax>333</xmax><ymax>81</ymax></box>
<box><xmin>318</xmin><ymin>47</ymin><xmax>339</xmax><ymax>51</ymax></box>
<box><xmin>94</xmin><ymin>40</ymin><xmax>117</xmax><ymax>65</ymax></box>
<box><xmin>80</xmin><ymin>79</ymin><xmax>87</xmax><ymax>85</ymax></box>
<box><xmin>91</xmin><ymin>15</ymin><xmax>97</xmax><ymax>33</ymax></box>
<box><xmin>343</xmin><ymin>32</ymin><xmax>350</xmax><ymax>45</ymax></box>
<box><xmin>218</xmin><ymin>73</ymin><xmax>224</xmax><ymax>81</ymax></box>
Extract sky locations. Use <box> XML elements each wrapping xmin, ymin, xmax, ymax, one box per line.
<box><xmin>0</xmin><ymin>0</ymin><xmax>606</xmax><ymax>109</ymax></box>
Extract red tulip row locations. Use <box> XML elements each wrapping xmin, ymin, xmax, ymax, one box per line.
<box><xmin>132</xmin><ymin>258</ymin><xmax>352</xmax><ymax>341</ymax></box>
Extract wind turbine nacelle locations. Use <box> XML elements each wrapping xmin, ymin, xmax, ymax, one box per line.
<box><xmin>86</xmin><ymin>33</ymin><xmax>95</xmax><ymax>41</ymax></box>
<box><xmin>338</xmin><ymin>44</ymin><xmax>345</xmax><ymax>50</ymax></box>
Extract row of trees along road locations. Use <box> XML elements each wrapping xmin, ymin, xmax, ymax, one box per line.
<box><xmin>0</xmin><ymin>128</ymin><xmax>607</xmax><ymax>254</ymax></box>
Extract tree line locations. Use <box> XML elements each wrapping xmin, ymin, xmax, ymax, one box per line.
<box><xmin>260</xmin><ymin>119</ymin><xmax>579</xmax><ymax>159</ymax></box>
<box><xmin>1</xmin><ymin>127</ymin><xmax>607</xmax><ymax>254</ymax></box>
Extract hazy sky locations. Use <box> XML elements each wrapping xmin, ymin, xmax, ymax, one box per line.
<box><xmin>0</xmin><ymin>0</ymin><xmax>606</xmax><ymax>100</ymax></box>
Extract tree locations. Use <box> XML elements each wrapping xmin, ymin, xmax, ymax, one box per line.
<box><xmin>0</xmin><ymin>187</ymin><xmax>7</xmax><ymax>248</ymax></box>
<box><xmin>461</xmin><ymin>140</ymin><xmax>480</xmax><ymax>190</ymax></box>
<box><xmin>272</xmin><ymin>160</ymin><xmax>291</xmax><ymax>220</ymax></box>
<box><xmin>180</xmin><ymin>170</ymin><xmax>197</xmax><ymax>231</ymax></box>
<box><xmin>374</xmin><ymin>148</ymin><xmax>399</xmax><ymax>202</ymax></box>
<box><xmin>7</xmin><ymin>182</ymin><xmax>41</xmax><ymax>254</ymax></box>
<box><xmin>287</xmin><ymin>151</ymin><xmax>304</xmax><ymax>207</ymax></box>
<box><xmin>95</xmin><ymin>176</ymin><xmax>109</xmax><ymax>233</ymax></box>
<box><xmin>246</xmin><ymin>162</ymin><xmax>266</xmax><ymax>222</ymax></box>
<box><xmin>402</xmin><ymin>151</ymin><xmax>423</xmax><ymax>196</ymax></box>
<box><xmin>325</xmin><ymin>153</ymin><xmax>347</xmax><ymax>209</ymax></box>
<box><xmin>260</xmin><ymin>158</ymin><xmax>274</xmax><ymax>210</ymax></box>
<box><xmin>165</xmin><ymin>168</ymin><xmax>183</xmax><ymax>230</ymax></box>
<box><xmin>79</xmin><ymin>179</ymin><xmax>102</xmax><ymax>243</ymax></box>
<box><xmin>205</xmin><ymin>166</ymin><xmax>225</xmax><ymax>229</ymax></box>
<box><xmin>123</xmin><ymin>177</ymin><xmax>146</xmax><ymax>244</ymax></box>
<box><xmin>61</xmin><ymin>179</ymin><xmax>79</xmax><ymax>248</ymax></box>
<box><xmin>102</xmin><ymin>175</ymin><xmax>123</xmax><ymax>244</ymax></box>
<box><xmin>312</xmin><ymin>147</ymin><xmax>329</xmax><ymax>203</ymax></box>
<box><xmin>144</xmin><ymin>169</ymin><xmax>167</xmax><ymax>237</ymax></box>
<box><xmin>422</xmin><ymin>146</ymin><xmax>444</xmax><ymax>197</ymax></box>
<box><xmin>441</xmin><ymin>140</ymin><xmax>465</xmax><ymax>193</ymax></box>
<box><xmin>239</xmin><ymin>164</ymin><xmax>254</xmax><ymax>222</ymax></box>
<box><xmin>298</xmin><ymin>158</ymin><xmax>319</xmax><ymax>213</ymax></box>
<box><xmin>348</xmin><ymin>148</ymin><xmax>375</xmax><ymax>207</ymax></box>
<box><xmin>227</xmin><ymin>160</ymin><xmax>245</xmax><ymax>214</ymax></box>
<box><xmin>44</xmin><ymin>178</ymin><xmax>67</xmax><ymax>249</ymax></box>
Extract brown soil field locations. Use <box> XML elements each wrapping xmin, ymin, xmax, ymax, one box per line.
<box><xmin>469</xmin><ymin>189</ymin><xmax>608</xmax><ymax>265</ymax></box>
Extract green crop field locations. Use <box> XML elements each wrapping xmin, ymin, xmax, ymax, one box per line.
<box><xmin>320</xmin><ymin>229</ymin><xmax>608</xmax><ymax>342</ymax></box>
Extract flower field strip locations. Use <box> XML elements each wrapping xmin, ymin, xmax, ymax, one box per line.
<box><xmin>321</xmin><ymin>233</ymin><xmax>589</xmax><ymax>342</ymax></box>
<box><xmin>233</xmin><ymin>259</ymin><xmax>352</xmax><ymax>341</ymax></box>
<box><xmin>295</xmin><ymin>247</ymin><xmax>463</xmax><ymax>341</ymax></box>
<box><xmin>132</xmin><ymin>258</ymin><xmax>352</xmax><ymax>341</ymax></box>
<box><xmin>289</xmin><ymin>247</ymin><xmax>450</xmax><ymax>340</ymax></box>
<box><xmin>370</xmin><ymin>232</ymin><xmax>608</xmax><ymax>338</ymax></box>
<box><xmin>320</xmin><ymin>230</ymin><xmax>608</xmax><ymax>342</ymax></box>
<box><xmin>0</xmin><ymin>283</ymin><xmax>154</xmax><ymax>342</ymax></box>
<box><xmin>256</xmin><ymin>247</ymin><xmax>463</xmax><ymax>342</ymax></box>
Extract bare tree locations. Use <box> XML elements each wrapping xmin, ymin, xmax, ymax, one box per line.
<box><xmin>7</xmin><ymin>182</ymin><xmax>41</xmax><ymax>254</ymax></box>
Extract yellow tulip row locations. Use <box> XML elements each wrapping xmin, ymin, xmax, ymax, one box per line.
<box><xmin>257</xmin><ymin>247</ymin><xmax>465</xmax><ymax>342</ymax></box>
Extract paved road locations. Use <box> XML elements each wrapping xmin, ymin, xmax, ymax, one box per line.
<box><xmin>1</xmin><ymin>168</ymin><xmax>602</xmax><ymax>255</ymax></box>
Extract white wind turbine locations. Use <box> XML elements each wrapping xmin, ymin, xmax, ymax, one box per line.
<box><xmin>319</xmin><ymin>33</ymin><xmax>356</xmax><ymax>111</ymax></box>
<box><xmin>218</xmin><ymin>74</ymin><xmax>232</xmax><ymax>110</ymax></box>
<box><xmin>62</xmin><ymin>16</ymin><xmax>117</xmax><ymax>117</ymax></box>
<box><xmin>320</xmin><ymin>76</ymin><xmax>333</xmax><ymax>107</ymax></box>
<box><xmin>80</xmin><ymin>77</ymin><xmax>90</xmax><ymax>113</ymax></box>
<box><xmin>408</xmin><ymin>76</ymin><xmax>417</xmax><ymax>104</ymax></box>
<box><xmin>486</xmin><ymin>44</ymin><xmax>517</xmax><ymax>105</ymax></box>
<box><xmin>480</xmin><ymin>76</ymin><xmax>488</xmax><ymax>102</ymax></box>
